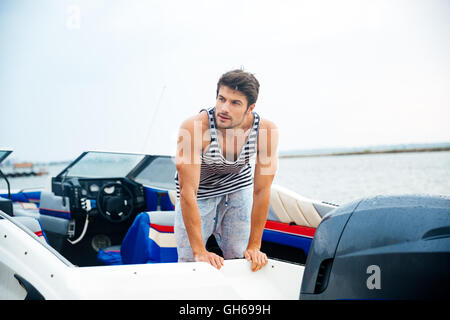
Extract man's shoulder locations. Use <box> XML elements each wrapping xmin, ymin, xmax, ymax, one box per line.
<box><xmin>257</xmin><ymin>116</ymin><xmax>278</xmax><ymax>131</ymax></box>
<box><xmin>180</xmin><ymin>109</ymin><xmax>210</xmax><ymax>131</ymax></box>
<box><xmin>256</xmin><ymin>117</ymin><xmax>278</xmax><ymax>153</ymax></box>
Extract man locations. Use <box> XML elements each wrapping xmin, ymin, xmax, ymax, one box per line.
<box><xmin>174</xmin><ymin>69</ymin><xmax>278</xmax><ymax>272</ymax></box>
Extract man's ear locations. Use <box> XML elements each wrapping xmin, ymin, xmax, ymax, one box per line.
<box><xmin>247</xmin><ymin>103</ymin><xmax>256</xmax><ymax>113</ymax></box>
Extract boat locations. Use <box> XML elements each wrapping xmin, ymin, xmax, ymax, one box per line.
<box><xmin>0</xmin><ymin>150</ymin><xmax>449</xmax><ymax>300</ymax></box>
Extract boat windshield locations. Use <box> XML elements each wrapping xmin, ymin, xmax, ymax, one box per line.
<box><xmin>134</xmin><ymin>156</ymin><xmax>176</xmax><ymax>190</ymax></box>
<box><xmin>61</xmin><ymin>152</ymin><xmax>145</xmax><ymax>178</ymax></box>
<box><xmin>0</xmin><ymin>150</ymin><xmax>12</xmax><ymax>165</ymax></box>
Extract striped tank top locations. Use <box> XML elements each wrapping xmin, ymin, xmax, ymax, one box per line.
<box><xmin>175</xmin><ymin>106</ymin><xmax>260</xmax><ymax>200</ymax></box>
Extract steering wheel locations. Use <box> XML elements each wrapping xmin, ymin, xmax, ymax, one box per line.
<box><xmin>96</xmin><ymin>182</ymin><xmax>135</xmax><ymax>223</ymax></box>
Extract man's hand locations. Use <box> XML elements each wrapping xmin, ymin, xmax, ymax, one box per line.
<box><xmin>194</xmin><ymin>250</ymin><xmax>224</xmax><ymax>270</ymax></box>
<box><xmin>244</xmin><ymin>248</ymin><xmax>268</xmax><ymax>272</ymax></box>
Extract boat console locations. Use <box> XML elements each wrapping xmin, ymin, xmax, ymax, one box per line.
<box><xmin>41</xmin><ymin>152</ymin><xmax>176</xmax><ymax>265</ymax></box>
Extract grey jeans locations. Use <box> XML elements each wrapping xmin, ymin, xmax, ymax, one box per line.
<box><xmin>174</xmin><ymin>187</ymin><xmax>253</xmax><ymax>262</ymax></box>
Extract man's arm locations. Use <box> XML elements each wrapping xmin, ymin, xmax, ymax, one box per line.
<box><xmin>244</xmin><ymin>119</ymin><xmax>279</xmax><ymax>271</ymax></box>
<box><xmin>175</xmin><ymin>115</ymin><xmax>224</xmax><ymax>269</ymax></box>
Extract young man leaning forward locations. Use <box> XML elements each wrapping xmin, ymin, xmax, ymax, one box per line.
<box><xmin>174</xmin><ymin>69</ymin><xmax>278</xmax><ymax>271</ymax></box>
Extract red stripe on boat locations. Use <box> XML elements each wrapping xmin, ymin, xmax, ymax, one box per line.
<box><xmin>149</xmin><ymin>221</ymin><xmax>315</xmax><ymax>236</ymax></box>
<box><xmin>264</xmin><ymin>220</ymin><xmax>316</xmax><ymax>238</ymax></box>
<box><xmin>35</xmin><ymin>231</ymin><xmax>43</xmax><ymax>237</ymax></box>
<box><xmin>150</xmin><ymin>223</ymin><xmax>174</xmax><ymax>233</ymax></box>
<box><xmin>39</xmin><ymin>207</ymin><xmax>71</xmax><ymax>214</ymax></box>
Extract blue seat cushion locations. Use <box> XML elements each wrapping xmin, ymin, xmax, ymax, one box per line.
<box><xmin>98</xmin><ymin>211</ymin><xmax>177</xmax><ymax>265</ymax></box>
<box><xmin>98</xmin><ymin>245</ymin><xmax>122</xmax><ymax>265</ymax></box>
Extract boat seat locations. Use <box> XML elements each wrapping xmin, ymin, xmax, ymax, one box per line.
<box><xmin>37</xmin><ymin>191</ymin><xmax>71</xmax><ymax>236</ymax></box>
<box><xmin>11</xmin><ymin>202</ymin><xmax>40</xmax><ymax>219</ymax></box>
<box><xmin>98</xmin><ymin>210</ymin><xmax>177</xmax><ymax>265</ymax></box>
<box><xmin>268</xmin><ymin>184</ymin><xmax>323</xmax><ymax>228</ymax></box>
<box><xmin>11</xmin><ymin>216</ymin><xmax>48</xmax><ymax>244</ymax></box>
<box><xmin>168</xmin><ymin>189</ymin><xmax>177</xmax><ymax>207</ymax></box>
<box><xmin>97</xmin><ymin>245</ymin><xmax>122</xmax><ymax>265</ymax></box>
<box><xmin>263</xmin><ymin>184</ymin><xmax>339</xmax><ymax>256</ymax></box>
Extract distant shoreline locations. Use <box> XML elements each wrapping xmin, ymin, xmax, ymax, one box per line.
<box><xmin>279</xmin><ymin>146</ymin><xmax>450</xmax><ymax>159</ymax></box>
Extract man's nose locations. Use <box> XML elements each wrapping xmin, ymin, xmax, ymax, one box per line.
<box><xmin>221</xmin><ymin>101</ymin><xmax>230</xmax><ymax>112</ymax></box>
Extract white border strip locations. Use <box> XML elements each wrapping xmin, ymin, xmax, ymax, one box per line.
<box><xmin>149</xmin><ymin>227</ymin><xmax>176</xmax><ymax>248</ymax></box>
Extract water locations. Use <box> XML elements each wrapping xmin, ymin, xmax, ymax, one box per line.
<box><xmin>274</xmin><ymin>151</ymin><xmax>450</xmax><ymax>205</ymax></box>
<box><xmin>1</xmin><ymin>151</ymin><xmax>449</xmax><ymax>206</ymax></box>
<box><xmin>0</xmin><ymin>163</ymin><xmax>68</xmax><ymax>193</ymax></box>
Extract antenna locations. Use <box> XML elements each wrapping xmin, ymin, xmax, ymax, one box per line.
<box><xmin>142</xmin><ymin>85</ymin><xmax>166</xmax><ymax>152</ymax></box>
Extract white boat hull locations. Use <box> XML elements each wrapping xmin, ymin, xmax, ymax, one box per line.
<box><xmin>0</xmin><ymin>214</ymin><xmax>303</xmax><ymax>300</ymax></box>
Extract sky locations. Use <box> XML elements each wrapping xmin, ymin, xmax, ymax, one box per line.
<box><xmin>0</xmin><ymin>0</ymin><xmax>449</xmax><ymax>163</ymax></box>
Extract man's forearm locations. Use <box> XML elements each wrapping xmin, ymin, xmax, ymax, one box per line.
<box><xmin>247</xmin><ymin>189</ymin><xmax>271</xmax><ymax>249</ymax></box>
<box><xmin>180</xmin><ymin>196</ymin><xmax>206</xmax><ymax>255</ymax></box>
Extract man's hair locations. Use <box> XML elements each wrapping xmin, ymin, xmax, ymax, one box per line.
<box><xmin>216</xmin><ymin>69</ymin><xmax>260</xmax><ymax>108</ymax></box>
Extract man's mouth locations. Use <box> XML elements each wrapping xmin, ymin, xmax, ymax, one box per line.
<box><xmin>218</xmin><ymin>114</ymin><xmax>231</xmax><ymax>121</ymax></box>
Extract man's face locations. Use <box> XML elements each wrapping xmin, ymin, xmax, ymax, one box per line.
<box><xmin>215</xmin><ymin>85</ymin><xmax>253</xmax><ymax>129</ymax></box>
